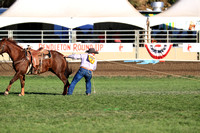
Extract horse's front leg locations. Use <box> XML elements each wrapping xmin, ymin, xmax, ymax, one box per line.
<box><xmin>19</xmin><ymin>75</ymin><xmax>25</xmax><ymax>96</ymax></box>
<box><xmin>4</xmin><ymin>71</ymin><xmax>21</xmax><ymax>96</ymax></box>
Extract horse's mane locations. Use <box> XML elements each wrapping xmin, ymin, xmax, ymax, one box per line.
<box><xmin>3</xmin><ymin>38</ymin><xmax>23</xmax><ymax>49</ymax></box>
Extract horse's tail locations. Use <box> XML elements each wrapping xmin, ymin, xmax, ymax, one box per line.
<box><xmin>64</xmin><ymin>58</ymin><xmax>72</xmax><ymax>78</ymax></box>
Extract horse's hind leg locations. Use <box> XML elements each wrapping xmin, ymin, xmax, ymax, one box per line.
<box><xmin>57</xmin><ymin>73</ymin><xmax>69</xmax><ymax>95</ymax></box>
<box><xmin>4</xmin><ymin>72</ymin><xmax>21</xmax><ymax>96</ymax></box>
<box><xmin>19</xmin><ymin>75</ymin><xmax>25</xmax><ymax>96</ymax></box>
<box><xmin>63</xmin><ymin>80</ymin><xmax>70</xmax><ymax>95</ymax></box>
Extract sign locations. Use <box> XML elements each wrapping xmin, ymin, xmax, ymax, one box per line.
<box><xmin>145</xmin><ymin>43</ymin><xmax>172</xmax><ymax>59</ymax></box>
<box><xmin>18</xmin><ymin>43</ymin><xmax>133</xmax><ymax>52</ymax></box>
<box><xmin>183</xmin><ymin>43</ymin><xmax>200</xmax><ymax>52</ymax></box>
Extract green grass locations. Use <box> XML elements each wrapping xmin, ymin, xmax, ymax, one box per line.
<box><xmin>0</xmin><ymin>76</ymin><xmax>200</xmax><ymax>133</ymax></box>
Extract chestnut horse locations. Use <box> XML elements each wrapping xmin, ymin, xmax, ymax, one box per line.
<box><xmin>0</xmin><ymin>38</ymin><xmax>71</xmax><ymax>96</ymax></box>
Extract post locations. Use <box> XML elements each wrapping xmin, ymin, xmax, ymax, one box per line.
<box><xmin>8</xmin><ymin>30</ymin><xmax>13</xmax><ymax>61</ymax></box>
<box><xmin>167</xmin><ymin>30</ymin><xmax>169</xmax><ymax>43</ymax></box>
<box><xmin>72</xmin><ymin>30</ymin><xmax>76</xmax><ymax>43</ymax></box>
<box><xmin>105</xmin><ymin>31</ymin><xmax>107</xmax><ymax>43</ymax></box>
<box><xmin>41</xmin><ymin>31</ymin><xmax>43</xmax><ymax>43</ymax></box>
<box><xmin>8</xmin><ymin>30</ymin><xmax>13</xmax><ymax>39</ymax></box>
<box><xmin>146</xmin><ymin>17</ymin><xmax>150</xmax><ymax>43</ymax></box>
<box><xmin>69</xmin><ymin>28</ymin><xmax>72</xmax><ymax>43</ymax></box>
<box><xmin>135</xmin><ymin>30</ymin><xmax>139</xmax><ymax>59</ymax></box>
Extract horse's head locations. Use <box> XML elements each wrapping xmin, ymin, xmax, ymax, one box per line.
<box><xmin>0</xmin><ymin>38</ymin><xmax>8</xmax><ymax>55</ymax></box>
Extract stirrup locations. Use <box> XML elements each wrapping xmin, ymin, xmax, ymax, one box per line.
<box><xmin>32</xmin><ymin>67</ymin><xmax>38</xmax><ymax>75</ymax></box>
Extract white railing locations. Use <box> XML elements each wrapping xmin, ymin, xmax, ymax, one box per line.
<box><xmin>0</xmin><ymin>30</ymin><xmax>198</xmax><ymax>46</ymax></box>
<box><xmin>0</xmin><ymin>29</ymin><xmax>200</xmax><ymax>62</ymax></box>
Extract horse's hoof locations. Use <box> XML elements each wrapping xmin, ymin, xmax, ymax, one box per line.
<box><xmin>18</xmin><ymin>94</ymin><xmax>24</xmax><ymax>96</ymax></box>
<box><xmin>4</xmin><ymin>91</ymin><xmax>9</xmax><ymax>96</ymax></box>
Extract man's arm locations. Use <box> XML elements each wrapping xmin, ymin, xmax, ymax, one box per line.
<box><xmin>65</xmin><ymin>54</ymin><xmax>82</xmax><ymax>60</ymax></box>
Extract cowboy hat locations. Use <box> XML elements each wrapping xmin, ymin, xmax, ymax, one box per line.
<box><xmin>85</xmin><ymin>48</ymin><xmax>99</xmax><ymax>54</ymax></box>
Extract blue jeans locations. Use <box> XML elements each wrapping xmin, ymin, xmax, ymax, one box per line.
<box><xmin>67</xmin><ymin>68</ymin><xmax>92</xmax><ymax>95</ymax></box>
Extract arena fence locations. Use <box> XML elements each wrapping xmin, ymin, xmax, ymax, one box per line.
<box><xmin>0</xmin><ymin>30</ymin><xmax>198</xmax><ymax>44</ymax></box>
<box><xmin>0</xmin><ymin>30</ymin><xmax>199</xmax><ymax>61</ymax></box>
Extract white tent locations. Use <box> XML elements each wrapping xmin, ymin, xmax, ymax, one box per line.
<box><xmin>149</xmin><ymin>0</ymin><xmax>200</xmax><ymax>30</ymax></box>
<box><xmin>0</xmin><ymin>0</ymin><xmax>146</xmax><ymax>29</ymax></box>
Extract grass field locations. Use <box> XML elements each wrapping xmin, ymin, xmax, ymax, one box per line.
<box><xmin>0</xmin><ymin>76</ymin><xmax>200</xmax><ymax>133</ymax></box>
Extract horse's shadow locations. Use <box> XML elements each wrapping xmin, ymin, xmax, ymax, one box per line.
<box><xmin>0</xmin><ymin>92</ymin><xmax>62</xmax><ymax>96</ymax></box>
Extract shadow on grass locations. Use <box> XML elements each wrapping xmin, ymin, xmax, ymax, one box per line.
<box><xmin>0</xmin><ymin>92</ymin><xmax>62</xmax><ymax>96</ymax></box>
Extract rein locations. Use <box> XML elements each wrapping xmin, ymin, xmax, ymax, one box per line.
<box><xmin>13</xmin><ymin>58</ymin><xmax>26</xmax><ymax>66</ymax></box>
<box><xmin>13</xmin><ymin>49</ymin><xmax>31</xmax><ymax>66</ymax></box>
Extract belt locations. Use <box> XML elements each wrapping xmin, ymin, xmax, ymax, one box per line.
<box><xmin>81</xmin><ymin>67</ymin><xmax>93</xmax><ymax>71</ymax></box>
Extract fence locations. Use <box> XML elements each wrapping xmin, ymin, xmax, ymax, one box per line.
<box><xmin>0</xmin><ymin>30</ymin><xmax>199</xmax><ymax>61</ymax></box>
<box><xmin>0</xmin><ymin>30</ymin><xmax>198</xmax><ymax>44</ymax></box>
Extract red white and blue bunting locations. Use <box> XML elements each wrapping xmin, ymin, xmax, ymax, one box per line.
<box><xmin>145</xmin><ymin>43</ymin><xmax>172</xmax><ymax>59</ymax></box>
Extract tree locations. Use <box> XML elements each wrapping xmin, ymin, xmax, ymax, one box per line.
<box><xmin>0</xmin><ymin>0</ymin><xmax>16</xmax><ymax>8</ymax></box>
<box><xmin>128</xmin><ymin>0</ymin><xmax>177</xmax><ymax>10</ymax></box>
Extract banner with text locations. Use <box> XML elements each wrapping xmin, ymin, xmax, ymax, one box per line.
<box><xmin>18</xmin><ymin>43</ymin><xmax>133</xmax><ymax>52</ymax></box>
<box><xmin>183</xmin><ymin>43</ymin><xmax>200</xmax><ymax>52</ymax></box>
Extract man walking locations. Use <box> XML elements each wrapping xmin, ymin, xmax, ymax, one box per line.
<box><xmin>65</xmin><ymin>48</ymin><xmax>99</xmax><ymax>95</ymax></box>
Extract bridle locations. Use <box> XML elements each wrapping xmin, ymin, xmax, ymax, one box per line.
<box><xmin>0</xmin><ymin>43</ymin><xmax>6</xmax><ymax>55</ymax></box>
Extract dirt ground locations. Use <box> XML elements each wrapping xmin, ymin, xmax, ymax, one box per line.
<box><xmin>0</xmin><ymin>61</ymin><xmax>200</xmax><ymax>77</ymax></box>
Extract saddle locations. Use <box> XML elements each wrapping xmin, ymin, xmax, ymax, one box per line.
<box><xmin>26</xmin><ymin>47</ymin><xmax>51</xmax><ymax>74</ymax></box>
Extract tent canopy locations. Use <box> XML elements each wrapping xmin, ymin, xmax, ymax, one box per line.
<box><xmin>149</xmin><ymin>0</ymin><xmax>200</xmax><ymax>30</ymax></box>
<box><xmin>0</xmin><ymin>0</ymin><xmax>146</xmax><ymax>29</ymax></box>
